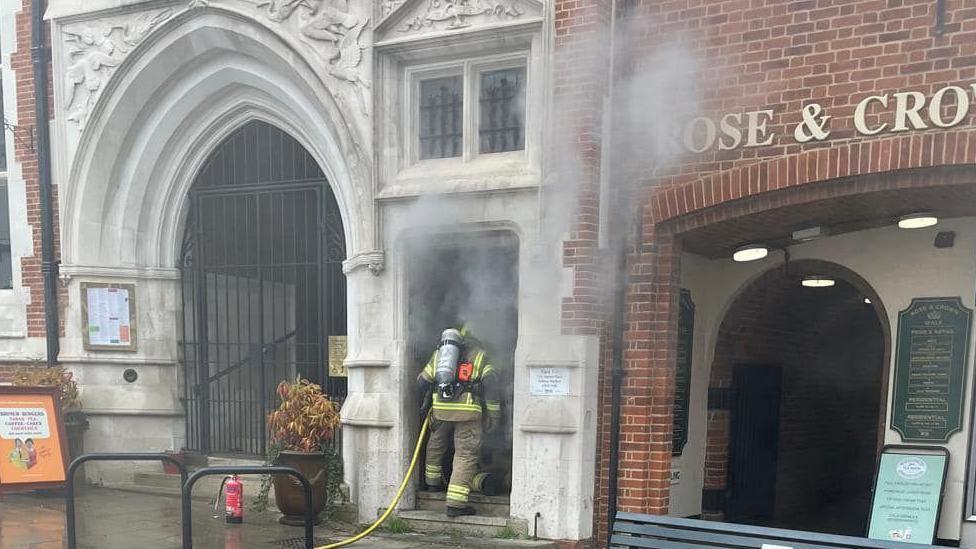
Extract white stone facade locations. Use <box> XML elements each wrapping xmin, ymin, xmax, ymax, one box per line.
<box><xmin>0</xmin><ymin>0</ymin><xmax>602</xmax><ymax>541</ymax></box>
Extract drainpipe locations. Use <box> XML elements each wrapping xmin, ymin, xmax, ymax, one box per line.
<box><xmin>31</xmin><ymin>0</ymin><xmax>59</xmax><ymax>367</ymax></box>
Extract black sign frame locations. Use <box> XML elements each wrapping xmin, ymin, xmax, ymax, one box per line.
<box><xmin>671</xmin><ymin>289</ymin><xmax>695</xmax><ymax>456</ymax></box>
<box><xmin>891</xmin><ymin>297</ymin><xmax>972</xmax><ymax>443</ymax></box>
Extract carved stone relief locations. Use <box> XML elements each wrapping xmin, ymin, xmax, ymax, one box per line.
<box><xmin>399</xmin><ymin>0</ymin><xmax>522</xmax><ymax>33</ymax></box>
<box><xmin>380</xmin><ymin>0</ymin><xmax>407</xmax><ymax>18</ymax></box>
<box><xmin>256</xmin><ymin>0</ymin><xmax>370</xmax><ymax>115</ymax></box>
<box><xmin>63</xmin><ymin>9</ymin><xmax>175</xmax><ymax>127</ymax></box>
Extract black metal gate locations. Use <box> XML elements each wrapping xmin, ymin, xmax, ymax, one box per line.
<box><xmin>180</xmin><ymin>121</ymin><xmax>346</xmax><ymax>456</ymax></box>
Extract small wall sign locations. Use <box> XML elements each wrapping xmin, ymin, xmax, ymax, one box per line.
<box><xmin>0</xmin><ymin>387</ymin><xmax>69</xmax><ymax>492</ymax></box>
<box><xmin>529</xmin><ymin>367</ymin><xmax>571</xmax><ymax>396</ymax></box>
<box><xmin>868</xmin><ymin>445</ymin><xmax>949</xmax><ymax>545</ymax></box>
<box><xmin>328</xmin><ymin>336</ymin><xmax>348</xmax><ymax>377</ymax></box>
<box><xmin>82</xmin><ymin>282</ymin><xmax>137</xmax><ymax>352</ymax></box>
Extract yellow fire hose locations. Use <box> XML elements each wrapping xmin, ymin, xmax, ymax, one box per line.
<box><xmin>317</xmin><ymin>413</ymin><xmax>431</xmax><ymax>548</ymax></box>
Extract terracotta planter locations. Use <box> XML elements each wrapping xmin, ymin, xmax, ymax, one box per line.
<box><xmin>273</xmin><ymin>450</ymin><xmax>327</xmax><ymax>526</ymax></box>
<box><xmin>162</xmin><ymin>452</ymin><xmax>185</xmax><ymax>475</ymax></box>
<box><xmin>64</xmin><ymin>413</ymin><xmax>89</xmax><ymax>461</ymax></box>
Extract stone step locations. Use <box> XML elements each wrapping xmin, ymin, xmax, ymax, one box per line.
<box><xmin>393</xmin><ymin>509</ymin><xmax>531</xmax><ymax>539</ymax></box>
<box><xmin>416</xmin><ymin>490</ymin><xmax>511</xmax><ymax>517</ymax></box>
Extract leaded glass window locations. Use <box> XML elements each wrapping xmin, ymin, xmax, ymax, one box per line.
<box><xmin>479</xmin><ymin>67</ymin><xmax>525</xmax><ymax>154</ymax></box>
<box><xmin>419</xmin><ymin>76</ymin><xmax>463</xmax><ymax>159</ymax></box>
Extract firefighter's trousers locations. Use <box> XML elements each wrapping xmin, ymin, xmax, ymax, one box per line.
<box><xmin>424</xmin><ymin>418</ymin><xmax>481</xmax><ymax>508</ymax></box>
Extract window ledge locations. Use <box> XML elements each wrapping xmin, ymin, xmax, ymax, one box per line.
<box><xmin>381</xmin><ymin>153</ymin><xmax>538</xmax><ymax>199</ymax></box>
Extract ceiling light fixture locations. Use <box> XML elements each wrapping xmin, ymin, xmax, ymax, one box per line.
<box><xmin>898</xmin><ymin>212</ymin><xmax>939</xmax><ymax>230</ymax></box>
<box><xmin>801</xmin><ymin>275</ymin><xmax>835</xmax><ymax>288</ymax></box>
<box><xmin>732</xmin><ymin>244</ymin><xmax>769</xmax><ymax>263</ymax></box>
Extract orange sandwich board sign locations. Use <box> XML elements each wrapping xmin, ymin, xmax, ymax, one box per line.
<box><xmin>0</xmin><ymin>386</ymin><xmax>69</xmax><ymax>492</ymax></box>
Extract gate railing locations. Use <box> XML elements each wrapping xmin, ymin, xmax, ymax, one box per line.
<box><xmin>65</xmin><ymin>454</ymin><xmax>315</xmax><ymax>549</ymax></box>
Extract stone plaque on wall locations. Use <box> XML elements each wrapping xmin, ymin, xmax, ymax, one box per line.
<box><xmin>328</xmin><ymin>336</ymin><xmax>348</xmax><ymax>377</ymax></box>
<box><xmin>672</xmin><ymin>289</ymin><xmax>695</xmax><ymax>456</ymax></box>
<box><xmin>892</xmin><ymin>297</ymin><xmax>972</xmax><ymax>443</ymax></box>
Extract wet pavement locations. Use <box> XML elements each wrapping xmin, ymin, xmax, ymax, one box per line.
<box><xmin>0</xmin><ymin>487</ymin><xmax>552</xmax><ymax>548</ymax></box>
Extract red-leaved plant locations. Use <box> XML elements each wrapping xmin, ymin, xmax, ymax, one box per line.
<box><xmin>267</xmin><ymin>377</ymin><xmax>341</xmax><ymax>453</ymax></box>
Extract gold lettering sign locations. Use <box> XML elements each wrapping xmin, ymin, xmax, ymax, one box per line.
<box><xmin>329</xmin><ymin>336</ymin><xmax>348</xmax><ymax>378</ymax></box>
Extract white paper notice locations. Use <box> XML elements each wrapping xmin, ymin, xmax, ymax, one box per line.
<box><xmin>86</xmin><ymin>287</ymin><xmax>132</xmax><ymax>347</ymax></box>
<box><xmin>0</xmin><ymin>408</ymin><xmax>50</xmax><ymax>439</ymax></box>
<box><xmin>529</xmin><ymin>367</ymin><xmax>571</xmax><ymax>396</ymax></box>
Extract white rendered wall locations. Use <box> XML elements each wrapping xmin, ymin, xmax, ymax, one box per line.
<box><xmin>676</xmin><ymin>217</ymin><xmax>976</xmax><ymax>541</ymax></box>
<box><xmin>0</xmin><ymin>0</ymin><xmax>39</xmax><ymax>358</ymax></box>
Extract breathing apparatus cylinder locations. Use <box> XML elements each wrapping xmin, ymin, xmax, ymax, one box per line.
<box><xmin>434</xmin><ymin>328</ymin><xmax>463</xmax><ymax>400</ymax></box>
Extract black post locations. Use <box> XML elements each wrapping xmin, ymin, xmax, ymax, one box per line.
<box><xmin>30</xmin><ymin>0</ymin><xmax>59</xmax><ymax>367</ymax></box>
<box><xmin>605</xmin><ymin>236</ymin><xmax>628</xmax><ymax>547</ymax></box>
<box><xmin>182</xmin><ymin>466</ymin><xmax>314</xmax><ymax>549</ymax></box>
<box><xmin>66</xmin><ymin>453</ymin><xmax>188</xmax><ymax>549</ymax></box>
<box><xmin>935</xmin><ymin>0</ymin><xmax>947</xmax><ymax>35</ymax></box>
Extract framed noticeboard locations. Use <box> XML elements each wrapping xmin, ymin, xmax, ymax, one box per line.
<box><xmin>0</xmin><ymin>386</ymin><xmax>70</xmax><ymax>492</ymax></box>
<box><xmin>867</xmin><ymin>445</ymin><xmax>949</xmax><ymax>545</ymax></box>
<box><xmin>81</xmin><ymin>282</ymin><xmax>137</xmax><ymax>352</ymax></box>
<box><xmin>891</xmin><ymin>297</ymin><xmax>972</xmax><ymax>443</ymax></box>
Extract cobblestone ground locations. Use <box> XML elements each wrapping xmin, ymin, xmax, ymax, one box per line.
<box><xmin>0</xmin><ymin>487</ymin><xmax>549</xmax><ymax>548</ymax></box>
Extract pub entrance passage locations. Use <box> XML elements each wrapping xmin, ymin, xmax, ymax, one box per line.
<box><xmin>180</xmin><ymin>120</ymin><xmax>347</xmax><ymax>456</ymax></box>
<box><xmin>703</xmin><ymin>262</ymin><xmax>887</xmax><ymax>536</ymax></box>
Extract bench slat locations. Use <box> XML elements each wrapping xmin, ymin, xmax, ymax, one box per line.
<box><xmin>612</xmin><ymin>513</ymin><xmax>936</xmax><ymax>549</ymax></box>
<box><xmin>610</xmin><ymin>534</ymin><xmax>704</xmax><ymax>549</ymax></box>
<box><xmin>612</xmin><ymin>521</ymin><xmax>826</xmax><ymax>549</ymax></box>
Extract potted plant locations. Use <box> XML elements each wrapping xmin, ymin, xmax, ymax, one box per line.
<box><xmin>11</xmin><ymin>365</ymin><xmax>89</xmax><ymax>459</ymax></box>
<box><xmin>261</xmin><ymin>377</ymin><xmax>341</xmax><ymax>525</ymax></box>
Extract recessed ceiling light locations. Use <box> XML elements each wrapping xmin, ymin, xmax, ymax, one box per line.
<box><xmin>898</xmin><ymin>213</ymin><xmax>938</xmax><ymax>229</ymax></box>
<box><xmin>733</xmin><ymin>244</ymin><xmax>769</xmax><ymax>262</ymax></box>
<box><xmin>801</xmin><ymin>275</ymin><xmax>835</xmax><ymax>288</ymax></box>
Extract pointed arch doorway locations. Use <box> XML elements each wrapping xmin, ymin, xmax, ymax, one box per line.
<box><xmin>180</xmin><ymin>120</ymin><xmax>347</xmax><ymax>456</ymax></box>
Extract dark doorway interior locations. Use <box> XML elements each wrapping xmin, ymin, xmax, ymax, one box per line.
<box><xmin>405</xmin><ymin>231</ymin><xmax>519</xmax><ymax>502</ymax></box>
<box><xmin>705</xmin><ymin>265</ymin><xmax>886</xmax><ymax>536</ymax></box>
<box><xmin>180</xmin><ymin>120</ymin><xmax>347</xmax><ymax>456</ymax></box>
<box><xmin>727</xmin><ymin>364</ymin><xmax>782</xmax><ymax>524</ymax></box>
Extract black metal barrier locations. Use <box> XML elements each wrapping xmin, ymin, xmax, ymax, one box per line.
<box><xmin>66</xmin><ymin>453</ymin><xmax>188</xmax><ymax>549</ymax></box>
<box><xmin>182</xmin><ymin>466</ymin><xmax>314</xmax><ymax>549</ymax></box>
<box><xmin>64</xmin><ymin>454</ymin><xmax>315</xmax><ymax>549</ymax></box>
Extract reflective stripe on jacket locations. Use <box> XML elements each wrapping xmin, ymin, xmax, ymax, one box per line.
<box><xmin>419</xmin><ymin>343</ymin><xmax>500</xmax><ymax>421</ymax></box>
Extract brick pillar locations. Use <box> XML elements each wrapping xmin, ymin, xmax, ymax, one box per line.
<box><xmin>9</xmin><ymin>0</ymin><xmax>64</xmax><ymax>340</ymax></box>
<box><xmin>592</xmin><ymin>212</ymin><xmax>681</xmax><ymax>545</ymax></box>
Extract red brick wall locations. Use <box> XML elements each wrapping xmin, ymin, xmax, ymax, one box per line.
<box><xmin>8</xmin><ymin>0</ymin><xmax>64</xmax><ymax>341</ymax></box>
<box><xmin>556</xmin><ymin>0</ymin><xmax>613</xmax><ymax>336</ymax></box>
<box><xmin>582</xmin><ymin>0</ymin><xmax>976</xmax><ymax>544</ymax></box>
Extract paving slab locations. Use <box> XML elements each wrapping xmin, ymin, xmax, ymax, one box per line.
<box><xmin>0</xmin><ymin>487</ymin><xmax>555</xmax><ymax>548</ymax></box>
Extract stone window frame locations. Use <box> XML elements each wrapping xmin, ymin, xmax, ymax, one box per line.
<box><xmin>405</xmin><ymin>52</ymin><xmax>530</xmax><ymax>167</ymax></box>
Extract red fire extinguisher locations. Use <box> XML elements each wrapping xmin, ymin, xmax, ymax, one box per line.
<box><xmin>214</xmin><ymin>475</ymin><xmax>244</xmax><ymax>524</ymax></box>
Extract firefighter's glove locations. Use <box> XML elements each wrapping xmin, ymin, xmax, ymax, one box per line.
<box><xmin>420</xmin><ymin>392</ymin><xmax>433</xmax><ymax>423</ymax></box>
<box><xmin>485</xmin><ymin>412</ymin><xmax>501</xmax><ymax>434</ymax></box>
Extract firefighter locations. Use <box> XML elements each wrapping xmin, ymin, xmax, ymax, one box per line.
<box><xmin>417</xmin><ymin>325</ymin><xmax>501</xmax><ymax>517</ymax></box>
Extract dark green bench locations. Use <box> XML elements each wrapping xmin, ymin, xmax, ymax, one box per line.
<box><xmin>611</xmin><ymin>512</ymin><xmax>941</xmax><ymax>548</ymax></box>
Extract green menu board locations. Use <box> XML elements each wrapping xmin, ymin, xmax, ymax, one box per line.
<box><xmin>868</xmin><ymin>447</ymin><xmax>948</xmax><ymax>544</ymax></box>
<box><xmin>671</xmin><ymin>289</ymin><xmax>694</xmax><ymax>456</ymax></box>
<box><xmin>891</xmin><ymin>297</ymin><xmax>972</xmax><ymax>443</ymax></box>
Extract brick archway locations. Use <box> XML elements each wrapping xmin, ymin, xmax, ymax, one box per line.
<box><xmin>700</xmin><ymin>259</ymin><xmax>890</xmax><ymax>529</ymax></box>
<box><xmin>592</xmin><ymin>155</ymin><xmax>976</xmax><ymax>542</ymax></box>
<box><xmin>647</xmin><ymin>130</ymin><xmax>976</xmax><ymax>226</ymax></box>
